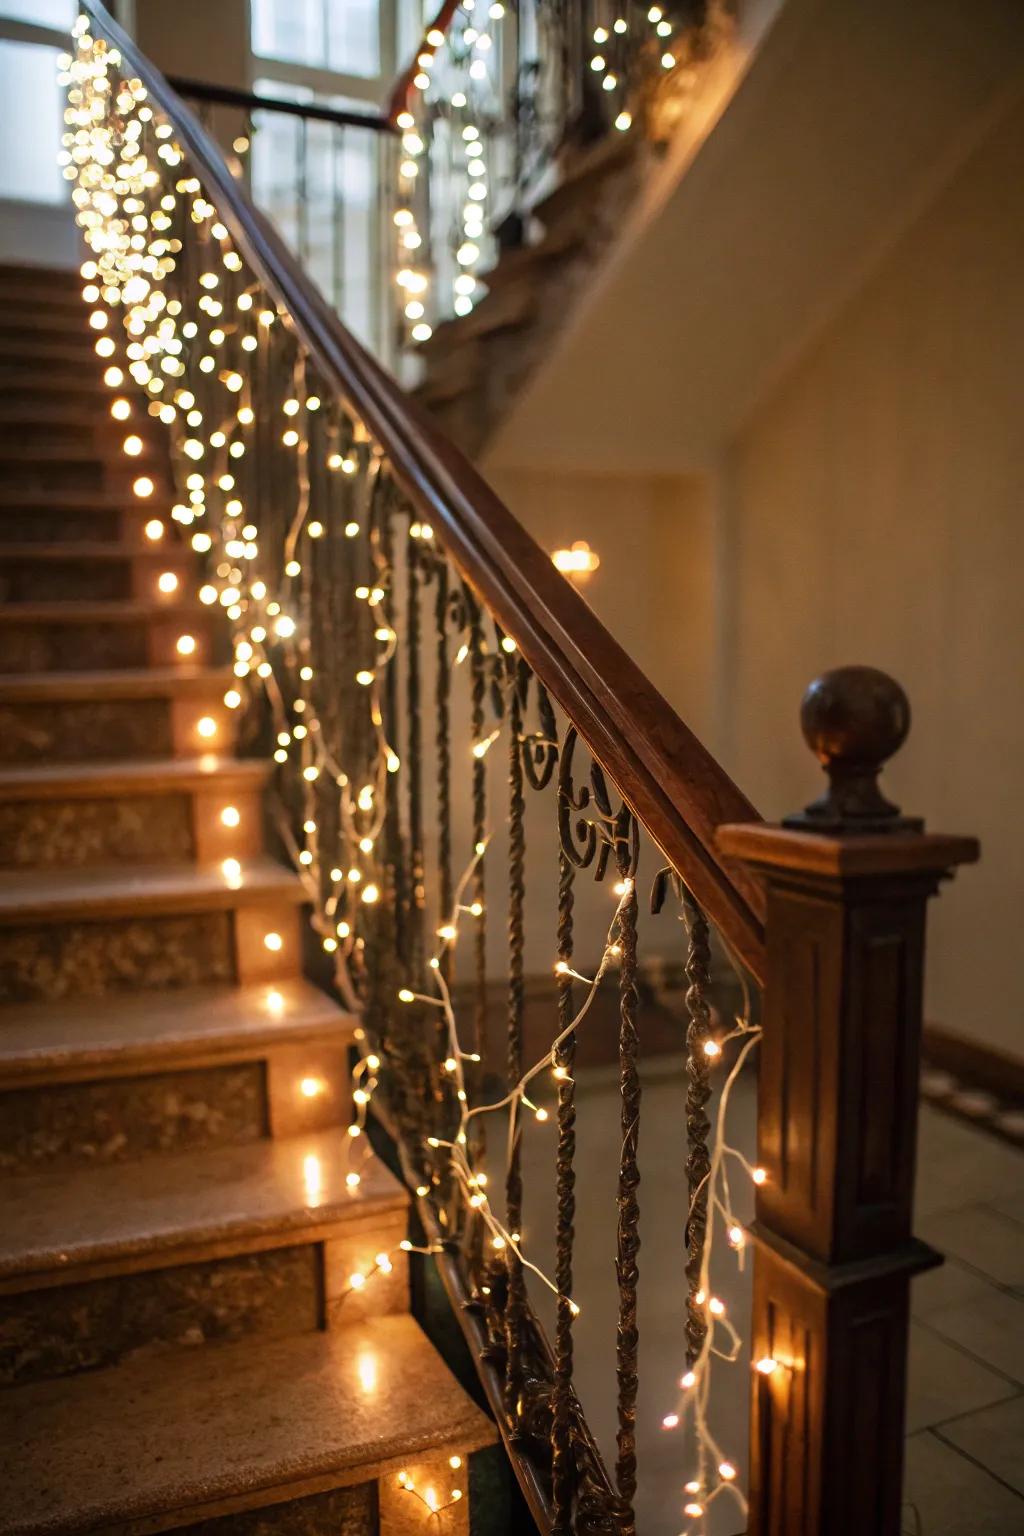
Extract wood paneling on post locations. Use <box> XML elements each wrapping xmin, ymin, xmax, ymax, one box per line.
<box><xmin>719</xmin><ymin>667</ymin><xmax>978</xmax><ymax>1536</ymax></box>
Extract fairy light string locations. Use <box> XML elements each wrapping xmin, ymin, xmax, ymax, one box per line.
<box><xmin>61</xmin><ymin>23</ymin><xmax>762</xmax><ymax>1527</ymax></box>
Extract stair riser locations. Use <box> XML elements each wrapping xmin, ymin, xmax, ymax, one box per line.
<box><xmin>0</xmin><ymin>693</ymin><xmax>238</xmax><ymax>766</ymax></box>
<box><xmin>0</xmin><ymin>784</ymin><xmax>263</xmax><ymax>869</ymax></box>
<box><xmin>0</xmin><ymin>1211</ymin><xmax>409</xmax><ymax>1388</ymax></box>
<box><xmin>0</xmin><ymin>554</ymin><xmax>191</xmax><ymax>605</ymax></box>
<box><xmin>0</xmin><ymin>902</ymin><xmax>303</xmax><ymax>1003</ymax></box>
<box><xmin>0</xmin><ymin>615</ymin><xmax>214</xmax><ymax>674</ymax></box>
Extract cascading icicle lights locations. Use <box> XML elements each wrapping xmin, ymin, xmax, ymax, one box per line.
<box><xmin>392</xmin><ymin>0</ymin><xmax>506</xmax><ymax>341</ymax></box>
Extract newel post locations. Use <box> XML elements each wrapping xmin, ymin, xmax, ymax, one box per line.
<box><xmin>717</xmin><ymin>667</ymin><xmax>978</xmax><ymax>1536</ymax></box>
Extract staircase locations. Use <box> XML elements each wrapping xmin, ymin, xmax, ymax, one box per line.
<box><xmin>0</xmin><ymin>263</ymin><xmax>493</xmax><ymax>1535</ymax></box>
<box><xmin>415</xmin><ymin>132</ymin><xmax>643</xmax><ymax>459</ymax></box>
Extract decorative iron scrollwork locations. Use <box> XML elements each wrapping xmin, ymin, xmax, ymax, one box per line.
<box><xmin>557</xmin><ymin>725</ymin><xmax>638</xmax><ymax>881</ymax></box>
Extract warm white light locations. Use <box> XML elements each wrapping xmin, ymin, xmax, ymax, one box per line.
<box><xmin>133</xmin><ymin>476</ymin><xmax>154</xmax><ymax>498</ymax></box>
<box><xmin>144</xmin><ymin>519</ymin><xmax>164</xmax><ymax>541</ymax></box>
<box><xmin>755</xmin><ymin>1357</ymin><xmax>778</xmax><ymax>1375</ymax></box>
<box><xmin>752</xmin><ymin>1166</ymin><xmax>767</xmax><ymax>1185</ymax></box>
<box><xmin>196</xmin><ymin>716</ymin><xmax>217</xmax><ymax>739</ymax></box>
<box><xmin>704</xmin><ymin>1039</ymin><xmax>722</xmax><ymax>1059</ymax></box>
<box><xmin>662</xmin><ymin>1413</ymin><xmax>679</xmax><ymax>1429</ymax></box>
<box><xmin>719</xmin><ymin>1461</ymin><xmax>737</xmax><ymax>1481</ymax></box>
<box><xmin>157</xmin><ymin>571</ymin><xmax>178</xmax><ymax>594</ymax></box>
<box><xmin>176</xmin><ymin>634</ymin><xmax>196</xmax><ymax>656</ymax></box>
<box><xmin>264</xmin><ymin>931</ymin><xmax>283</xmax><ymax>952</ymax></box>
<box><xmin>220</xmin><ymin>805</ymin><xmax>240</xmax><ymax>828</ymax></box>
<box><xmin>552</xmin><ymin>540</ymin><xmax>600</xmax><ymax>575</ymax></box>
<box><xmin>300</xmin><ymin>1076</ymin><xmax>324</xmax><ymax>1098</ymax></box>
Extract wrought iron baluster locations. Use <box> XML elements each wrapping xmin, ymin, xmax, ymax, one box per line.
<box><xmin>504</xmin><ymin>669</ymin><xmax>527</xmax><ymax>1431</ymax></box>
<box><xmin>551</xmin><ymin>844</ymin><xmax>578</xmax><ymax>1533</ymax></box>
<box><xmin>405</xmin><ymin>525</ymin><xmax>426</xmax><ymax>981</ymax></box>
<box><xmin>682</xmin><ymin>889</ymin><xmax>712</xmax><ymax>1368</ymax></box>
<box><xmin>615</xmin><ymin>852</ymin><xmax>641</xmax><ymax>1535</ymax></box>
<box><xmin>434</xmin><ymin>558</ymin><xmax>453</xmax><ymax>980</ymax></box>
<box><xmin>468</xmin><ymin>596</ymin><xmax>488</xmax><ymax>1064</ymax></box>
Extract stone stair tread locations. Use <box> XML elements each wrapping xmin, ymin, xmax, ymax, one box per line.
<box><xmin>0</xmin><ymin>441</ymin><xmax>156</xmax><ymax>462</ymax></box>
<box><xmin>0</xmin><ymin>598</ymin><xmax>204</xmax><ymax>624</ymax></box>
<box><xmin>0</xmin><ymin>977</ymin><xmax>350</xmax><ymax>1085</ymax></box>
<box><xmin>0</xmin><ymin>856</ymin><xmax>306</xmax><ymax>925</ymax></box>
<box><xmin>0</xmin><ymin>754</ymin><xmax>268</xmax><ymax>799</ymax></box>
<box><xmin>0</xmin><ymin>541</ymin><xmax>168</xmax><ymax>562</ymax></box>
<box><xmin>0</xmin><ymin>488</ymin><xmax>162</xmax><ymax>511</ymax></box>
<box><xmin>0</xmin><ymin>1316</ymin><xmax>495</xmax><ymax>1535</ymax></box>
<box><xmin>0</xmin><ymin>665</ymin><xmax>231</xmax><ymax>703</ymax></box>
<box><xmin>0</xmin><ymin>1126</ymin><xmax>404</xmax><ymax>1288</ymax></box>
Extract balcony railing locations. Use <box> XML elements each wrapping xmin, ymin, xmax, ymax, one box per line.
<box><xmin>61</xmin><ymin>6</ymin><xmax>979</xmax><ymax>1533</ymax></box>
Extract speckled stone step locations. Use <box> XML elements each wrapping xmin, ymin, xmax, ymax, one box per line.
<box><xmin>0</xmin><ymin>599</ymin><xmax>216</xmax><ymax>674</ymax></box>
<box><xmin>0</xmin><ymin>1128</ymin><xmax>408</xmax><ymax>1387</ymax></box>
<box><xmin>0</xmin><ymin>756</ymin><xmax>268</xmax><ymax>868</ymax></box>
<box><xmin>0</xmin><ymin>1315</ymin><xmax>495</xmax><ymax>1532</ymax></box>
<box><xmin>0</xmin><ymin>858</ymin><xmax>308</xmax><ymax>1003</ymax></box>
<box><xmin>0</xmin><ymin>666</ymin><xmax>238</xmax><ymax>766</ymax></box>
<box><xmin>0</xmin><ymin>977</ymin><xmax>356</xmax><ymax>1173</ymax></box>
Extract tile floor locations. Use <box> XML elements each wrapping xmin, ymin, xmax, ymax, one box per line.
<box><xmin>519</xmin><ymin>1054</ymin><xmax>1024</xmax><ymax>1535</ymax></box>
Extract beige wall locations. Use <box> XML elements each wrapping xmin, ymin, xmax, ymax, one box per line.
<box><xmin>722</xmin><ymin>94</ymin><xmax>1024</xmax><ymax>1056</ymax></box>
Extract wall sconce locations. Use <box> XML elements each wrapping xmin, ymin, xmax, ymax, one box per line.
<box><xmin>552</xmin><ymin>540</ymin><xmax>600</xmax><ymax>579</ymax></box>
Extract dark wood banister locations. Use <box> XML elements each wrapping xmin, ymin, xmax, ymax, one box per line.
<box><xmin>82</xmin><ymin>0</ymin><xmax>767</xmax><ymax>984</ymax></box>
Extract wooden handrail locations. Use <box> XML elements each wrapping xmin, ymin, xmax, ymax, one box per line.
<box><xmin>82</xmin><ymin>0</ymin><xmax>768</xmax><ymax>982</ymax></box>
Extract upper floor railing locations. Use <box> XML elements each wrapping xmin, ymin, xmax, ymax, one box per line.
<box><xmin>64</xmin><ymin>7</ymin><xmax>979</xmax><ymax>1533</ymax></box>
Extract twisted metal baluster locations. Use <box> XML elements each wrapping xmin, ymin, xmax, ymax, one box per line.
<box><xmin>551</xmin><ymin>845</ymin><xmax>578</xmax><ymax>1534</ymax></box>
<box><xmin>682</xmin><ymin>889</ymin><xmax>712</xmax><ymax>1368</ymax></box>
<box><xmin>504</xmin><ymin>675</ymin><xmax>527</xmax><ymax>1432</ymax></box>
<box><xmin>468</xmin><ymin>597</ymin><xmax>488</xmax><ymax>1062</ymax></box>
<box><xmin>615</xmin><ymin>863</ymin><xmax>641</xmax><ymax>1535</ymax></box>
<box><xmin>405</xmin><ymin>527</ymin><xmax>425</xmax><ymax>982</ymax></box>
<box><xmin>378</xmin><ymin>494</ymin><xmax>408</xmax><ymax>972</ymax></box>
<box><xmin>434</xmin><ymin>558</ymin><xmax>453</xmax><ymax>979</ymax></box>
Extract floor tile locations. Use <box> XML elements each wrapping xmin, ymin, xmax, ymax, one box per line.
<box><xmin>906</xmin><ymin>1323</ymin><xmax>1018</xmax><ymax>1433</ymax></box>
<box><xmin>937</xmin><ymin>1393</ymin><xmax>1024</xmax><ymax>1496</ymax></box>
<box><xmin>926</xmin><ymin>1290</ymin><xmax>1024</xmax><ymax>1386</ymax></box>
<box><xmin>911</xmin><ymin>1255</ymin><xmax>997</xmax><ymax>1318</ymax></box>
<box><xmin>915</xmin><ymin>1106</ymin><xmax>1024</xmax><ymax>1217</ymax></box>
<box><xmin>903</xmin><ymin>1431</ymin><xmax>1024</xmax><ymax>1534</ymax></box>
<box><xmin>918</xmin><ymin>1204</ymin><xmax>1024</xmax><ymax>1287</ymax></box>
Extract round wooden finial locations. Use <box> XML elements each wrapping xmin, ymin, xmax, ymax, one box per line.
<box><xmin>785</xmin><ymin>666</ymin><xmax>921</xmax><ymax>832</ymax></box>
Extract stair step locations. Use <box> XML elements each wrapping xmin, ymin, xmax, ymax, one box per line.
<box><xmin>0</xmin><ymin>1125</ymin><xmax>401</xmax><ymax>1290</ymax></box>
<box><xmin>0</xmin><ymin>855</ymin><xmax>305</xmax><ymax>926</ymax></box>
<box><xmin>0</xmin><ymin>857</ymin><xmax>307</xmax><ymax>1003</ymax></box>
<box><xmin>0</xmin><ymin>664</ymin><xmax>233</xmax><ymax>704</ymax></box>
<box><xmin>0</xmin><ymin>665</ymin><xmax>239</xmax><ymax>767</ymax></box>
<box><xmin>0</xmin><ymin>543</ymin><xmax>190</xmax><ymax>604</ymax></box>
<box><xmin>0</xmin><ymin>976</ymin><xmax>348</xmax><ymax>1084</ymax></box>
<box><xmin>0</xmin><ymin>1128</ymin><xmax>408</xmax><ymax>1385</ymax></box>
<box><xmin>0</xmin><ymin>598</ymin><xmax>214</xmax><ymax>673</ymax></box>
<box><xmin>0</xmin><ymin>1316</ymin><xmax>495</xmax><ymax>1534</ymax></box>
<box><xmin>0</xmin><ymin>983</ymin><xmax>353</xmax><ymax>1181</ymax></box>
<box><xmin>0</xmin><ymin>754</ymin><xmax>269</xmax><ymax>868</ymax></box>
<box><xmin>0</xmin><ymin>370</ymin><xmax>119</xmax><ymax>402</ymax></box>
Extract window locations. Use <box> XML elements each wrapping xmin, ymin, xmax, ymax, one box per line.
<box><xmin>0</xmin><ymin>0</ymin><xmax>74</xmax><ymax>24</ymax></box>
<box><xmin>0</xmin><ymin>39</ymin><xmax>66</xmax><ymax>203</ymax></box>
<box><xmin>251</xmin><ymin>79</ymin><xmax>380</xmax><ymax>348</ymax></box>
<box><xmin>251</xmin><ymin>0</ymin><xmax>380</xmax><ymax>79</ymax></box>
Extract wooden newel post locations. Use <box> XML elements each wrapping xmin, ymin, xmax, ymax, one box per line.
<box><xmin>717</xmin><ymin>667</ymin><xmax>978</xmax><ymax>1536</ymax></box>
